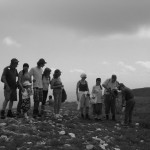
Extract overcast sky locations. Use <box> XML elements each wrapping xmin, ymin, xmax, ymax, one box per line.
<box><xmin>0</xmin><ymin>0</ymin><xmax>150</xmax><ymax>100</ymax></box>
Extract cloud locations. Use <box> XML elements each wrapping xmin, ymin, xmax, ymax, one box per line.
<box><xmin>1</xmin><ymin>0</ymin><xmax>150</xmax><ymax>36</ymax></box>
<box><xmin>136</xmin><ymin>61</ymin><xmax>150</xmax><ymax>69</ymax></box>
<box><xmin>70</xmin><ymin>69</ymin><xmax>85</xmax><ymax>73</ymax></box>
<box><xmin>102</xmin><ymin>61</ymin><xmax>110</xmax><ymax>65</ymax></box>
<box><xmin>3</xmin><ymin>37</ymin><xmax>21</xmax><ymax>47</ymax></box>
<box><xmin>118</xmin><ymin>61</ymin><xmax>136</xmax><ymax>72</ymax></box>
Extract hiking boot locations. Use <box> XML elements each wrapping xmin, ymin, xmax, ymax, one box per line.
<box><xmin>85</xmin><ymin>114</ymin><xmax>90</xmax><ymax>120</ymax></box>
<box><xmin>81</xmin><ymin>114</ymin><xmax>84</xmax><ymax>119</ymax></box>
<box><xmin>106</xmin><ymin>115</ymin><xmax>109</xmax><ymax>120</ymax></box>
<box><xmin>112</xmin><ymin>115</ymin><xmax>116</xmax><ymax>121</ymax></box>
<box><xmin>7</xmin><ymin>110</ymin><xmax>15</xmax><ymax>118</ymax></box>
<box><xmin>1</xmin><ymin>110</ymin><xmax>5</xmax><ymax>119</ymax></box>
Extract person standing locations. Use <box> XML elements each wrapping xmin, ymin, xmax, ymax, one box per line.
<box><xmin>76</xmin><ymin>73</ymin><xmax>90</xmax><ymax>119</ymax></box>
<box><xmin>17</xmin><ymin>63</ymin><xmax>31</xmax><ymax>117</ymax></box>
<box><xmin>41</xmin><ymin>67</ymin><xmax>51</xmax><ymax>115</ymax></box>
<box><xmin>91</xmin><ymin>78</ymin><xmax>103</xmax><ymax>120</ymax></box>
<box><xmin>29</xmin><ymin>58</ymin><xmax>46</xmax><ymax>118</ymax></box>
<box><xmin>102</xmin><ymin>74</ymin><xmax>119</xmax><ymax>121</ymax></box>
<box><xmin>21</xmin><ymin>81</ymin><xmax>32</xmax><ymax>119</ymax></box>
<box><xmin>118</xmin><ymin>83</ymin><xmax>135</xmax><ymax>125</ymax></box>
<box><xmin>51</xmin><ymin>69</ymin><xmax>63</xmax><ymax>119</ymax></box>
<box><xmin>0</xmin><ymin>58</ymin><xmax>19</xmax><ymax>119</ymax></box>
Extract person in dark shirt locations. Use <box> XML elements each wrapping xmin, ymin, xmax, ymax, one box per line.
<box><xmin>0</xmin><ymin>58</ymin><xmax>19</xmax><ymax>119</ymax></box>
<box><xmin>118</xmin><ymin>83</ymin><xmax>135</xmax><ymax>125</ymax></box>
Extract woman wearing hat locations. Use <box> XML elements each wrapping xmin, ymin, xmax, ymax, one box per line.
<box><xmin>51</xmin><ymin>69</ymin><xmax>64</xmax><ymax>119</ymax></box>
<box><xmin>76</xmin><ymin>73</ymin><xmax>90</xmax><ymax>119</ymax></box>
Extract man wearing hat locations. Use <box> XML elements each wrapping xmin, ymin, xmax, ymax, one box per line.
<box><xmin>1</xmin><ymin>58</ymin><xmax>19</xmax><ymax>119</ymax></box>
<box><xmin>102</xmin><ymin>74</ymin><xmax>119</xmax><ymax>121</ymax></box>
<box><xmin>29</xmin><ymin>58</ymin><xmax>46</xmax><ymax>118</ymax></box>
<box><xmin>118</xmin><ymin>83</ymin><xmax>135</xmax><ymax>125</ymax></box>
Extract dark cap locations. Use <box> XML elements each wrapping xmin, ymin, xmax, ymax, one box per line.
<box><xmin>37</xmin><ymin>58</ymin><xmax>47</xmax><ymax>64</ymax></box>
<box><xmin>118</xmin><ymin>83</ymin><xmax>125</xmax><ymax>90</ymax></box>
<box><xmin>11</xmin><ymin>58</ymin><xmax>19</xmax><ymax>64</ymax></box>
<box><xmin>54</xmin><ymin>69</ymin><xmax>61</xmax><ymax>74</ymax></box>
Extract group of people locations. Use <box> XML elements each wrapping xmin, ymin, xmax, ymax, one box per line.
<box><xmin>0</xmin><ymin>58</ymin><xmax>64</xmax><ymax>120</ymax></box>
<box><xmin>76</xmin><ymin>73</ymin><xmax>135</xmax><ymax>125</ymax></box>
<box><xmin>0</xmin><ymin>58</ymin><xmax>135</xmax><ymax>126</ymax></box>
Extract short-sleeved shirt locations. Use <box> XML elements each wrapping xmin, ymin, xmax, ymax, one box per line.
<box><xmin>29</xmin><ymin>67</ymin><xmax>43</xmax><ymax>88</ymax></box>
<box><xmin>42</xmin><ymin>76</ymin><xmax>50</xmax><ymax>91</ymax></box>
<box><xmin>103</xmin><ymin>78</ymin><xmax>119</xmax><ymax>94</ymax></box>
<box><xmin>122</xmin><ymin>87</ymin><xmax>134</xmax><ymax>101</ymax></box>
<box><xmin>2</xmin><ymin>66</ymin><xmax>18</xmax><ymax>89</ymax></box>
<box><xmin>92</xmin><ymin>85</ymin><xmax>103</xmax><ymax>103</ymax></box>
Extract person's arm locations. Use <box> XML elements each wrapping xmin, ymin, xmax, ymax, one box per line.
<box><xmin>92</xmin><ymin>86</ymin><xmax>96</xmax><ymax>97</ymax></box>
<box><xmin>102</xmin><ymin>79</ymin><xmax>110</xmax><ymax>91</ymax></box>
<box><xmin>121</xmin><ymin>91</ymin><xmax>126</xmax><ymax>107</ymax></box>
<box><xmin>1</xmin><ymin>68</ymin><xmax>10</xmax><ymax>90</ymax></box>
<box><xmin>18</xmin><ymin>71</ymin><xmax>24</xmax><ymax>90</ymax></box>
<box><xmin>76</xmin><ymin>81</ymin><xmax>79</xmax><ymax>101</ymax></box>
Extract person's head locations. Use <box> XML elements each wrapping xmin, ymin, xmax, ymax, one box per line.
<box><xmin>118</xmin><ymin>83</ymin><xmax>125</xmax><ymax>91</ymax></box>
<box><xmin>96</xmin><ymin>78</ymin><xmax>101</xmax><ymax>85</ymax></box>
<box><xmin>10</xmin><ymin>58</ymin><xmax>19</xmax><ymax>69</ymax></box>
<box><xmin>49</xmin><ymin>95</ymin><xmax>52</xmax><ymax>99</ymax></box>
<box><xmin>23</xmin><ymin>81</ymin><xmax>31</xmax><ymax>89</ymax></box>
<box><xmin>111</xmin><ymin>74</ymin><xmax>117</xmax><ymax>83</ymax></box>
<box><xmin>43</xmin><ymin>67</ymin><xmax>51</xmax><ymax>77</ymax></box>
<box><xmin>23</xmin><ymin>63</ymin><xmax>29</xmax><ymax>72</ymax></box>
<box><xmin>53</xmin><ymin>69</ymin><xmax>61</xmax><ymax>78</ymax></box>
<box><xmin>80</xmin><ymin>73</ymin><xmax>87</xmax><ymax>80</ymax></box>
<box><xmin>37</xmin><ymin>58</ymin><xmax>46</xmax><ymax>68</ymax></box>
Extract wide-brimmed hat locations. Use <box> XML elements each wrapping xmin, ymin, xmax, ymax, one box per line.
<box><xmin>23</xmin><ymin>81</ymin><xmax>31</xmax><ymax>86</ymax></box>
<box><xmin>11</xmin><ymin>58</ymin><xmax>19</xmax><ymax>64</ymax></box>
<box><xmin>80</xmin><ymin>73</ymin><xmax>87</xmax><ymax>78</ymax></box>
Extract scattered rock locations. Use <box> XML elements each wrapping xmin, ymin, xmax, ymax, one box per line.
<box><xmin>69</xmin><ymin>133</ymin><xmax>75</xmax><ymax>138</ymax></box>
<box><xmin>86</xmin><ymin>144</ymin><xmax>94</xmax><ymax>150</ymax></box>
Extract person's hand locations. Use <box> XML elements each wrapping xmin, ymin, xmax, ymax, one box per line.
<box><xmin>33</xmin><ymin>79</ymin><xmax>36</xmax><ymax>83</ymax></box>
<box><xmin>22</xmin><ymin>88</ymin><xmax>25</xmax><ymax>92</ymax></box>
<box><xmin>6</xmin><ymin>84</ymin><xmax>10</xmax><ymax>91</ymax></box>
<box><xmin>122</xmin><ymin>107</ymin><xmax>125</xmax><ymax>112</ymax></box>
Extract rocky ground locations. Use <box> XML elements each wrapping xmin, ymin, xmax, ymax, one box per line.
<box><xmin>0</xmin><ymin>102</ymin><xmax>150</xmax><ymax>150</ymax></box>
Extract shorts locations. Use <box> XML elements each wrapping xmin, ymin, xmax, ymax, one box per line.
<box><xmin>4</xmin><ymin>89</ymin><xmax>17</xmax><ymax>101</ymax></box>
<box><xmin>78</xmin><ymin>92</ymin><xmax>89</xmax><ymax>108</ymax></box>
<box><xmin>33</xmin><ymin>88</ymin><xmax>43</xmax><ymax>102</ymax></box>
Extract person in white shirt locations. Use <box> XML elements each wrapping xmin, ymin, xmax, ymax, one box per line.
<box><xmin>91</xmin><ymin>78</ymin><xmax>103</xmax><ymax>121</ymax></box>
<box><xmin>29</xmin><ymin>58</ymin><xmax>46</xmax><ymax>118</ymax></box>
<box><xmin>41</xmin><ymin>67</ymin><xmax>51</xmax><ymax>115</ymax></box>
<box><xmin>102</xmin><ymin>75</ymin><xmax>119</xmax><ymax>121</ymax></box>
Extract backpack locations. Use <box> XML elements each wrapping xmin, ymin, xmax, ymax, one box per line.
<box><xmin>62</xmin><ymin>88</ymin><xmax>67</xmax><ymax>103</ymax></box>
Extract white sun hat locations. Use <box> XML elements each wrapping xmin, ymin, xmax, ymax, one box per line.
<box><xmin>80</xmin><ymin>73</ymin><xmax>87</xmax><ymax>78</ymax></box>
<box><xmin>23</xmin><ymin>81</ymin><xmax>31</xmax><ymax>86</ymax></box>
